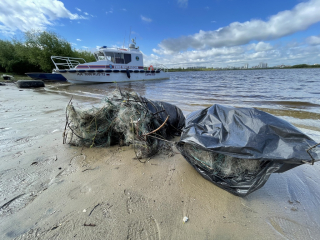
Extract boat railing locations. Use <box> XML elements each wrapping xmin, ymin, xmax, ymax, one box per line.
<box><xmin>145</xmin><ymin>64</ymin><xmax>169</xmax><ymax>72</ymax></box>
<box><xmin>51</xmin><ymin>56</ymin><xmax>87</xmax><ymax>70</ymax></box>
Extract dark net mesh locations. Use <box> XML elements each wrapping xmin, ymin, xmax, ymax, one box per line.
<box><xmin>64</xmin><ymin>89</ymin><xmax>183</xmax><ymax>159</ymax></box>
<box><xmin>179</xmin><ymin>143</ymin><xmax>262</xmax><ymax>182</ymax></box>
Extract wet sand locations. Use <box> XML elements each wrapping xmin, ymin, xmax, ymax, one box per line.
<box><xmin>1</xmin><ymin>83</ymin><xmax>320</xmax><ymax>239</ymax></box>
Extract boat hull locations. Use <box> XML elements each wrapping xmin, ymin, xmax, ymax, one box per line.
<box><xmin>25</xmin><ymin>72</ymin><xmax>67</xmax><ymax>81</ymax></box>
<box><xmin>59</xmin><ymin>71</ymin><xmax>170</xmax><ymax>84</ymax></box>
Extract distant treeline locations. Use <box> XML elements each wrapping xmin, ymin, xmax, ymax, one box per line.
<box><xmin>0</xmin><ymin>30</ymin><xmax>95</xmax><ymax>74</ymax></box>
<box><xmin>169</xmin><ymin>64</ymin><xmax>320</xmax><ymax>72</ymax></box>
<box><xmin>285</xmin><ymin>64</ymin><xmax>320</xmax><ymax>68</ymax></box>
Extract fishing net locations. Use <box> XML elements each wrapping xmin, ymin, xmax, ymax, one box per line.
<box><xmin>180</xmin><ymin>143</ymin><xmax>262</xmax><ymax>182</ymax></box>
<box><xmin>63</xmin><ymin>89</ymin><xmax>184</xmax><ymax>159</ymax></box>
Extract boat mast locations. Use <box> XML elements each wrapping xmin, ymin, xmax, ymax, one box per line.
<box><xmin>128</xmin><ymin>26</ymin><xmax>132</xmax><ymax>49</ymax></box>
<box><xmin>123</xmin><ymin>31</ymin><xmax>126</xmax><ymax>48</ymax></box>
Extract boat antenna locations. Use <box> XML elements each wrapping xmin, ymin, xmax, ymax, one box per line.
<box><xmin>123</xmin><ymin>31</ymin><xmax>126</xmax><ymax>48</ymax></box>
<box><xmin>128</xmin><ymin>26</ymin><xmax>132</xmax><ymax>48</ymax></box>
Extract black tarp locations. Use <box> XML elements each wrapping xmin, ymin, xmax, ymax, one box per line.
<box><xmin>177</xmin><ymin>104</ymin><xmax>320</xmax><ymax>196</ymax></box>
<box><xmin>142</xmin><ymin>97</ymin><xmax>185</xmax><ymax>137</ymax></box>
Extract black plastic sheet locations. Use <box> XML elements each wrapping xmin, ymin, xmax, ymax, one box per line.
<box><xmin>177</xmin><ymin>104</ymin><xmax>319</xmax><ymax>196</ymax></box>
<box><xmin>142</xmin><ymin>97</ymin><xmax>185</xmax><ymax>137</ymax></box>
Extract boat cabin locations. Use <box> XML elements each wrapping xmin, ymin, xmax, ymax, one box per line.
<box><xmin>93</xmin><ymin>40</ymin><xmax>143</xmax><ymax>67</ymax></box>
<box><xmin>95</xmin><ymin>50</ymin><xmax>132</xmax><ymax>64</ymax></box>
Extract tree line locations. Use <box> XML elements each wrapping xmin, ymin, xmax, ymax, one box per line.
<box><xmin>286</xmin><ymin>64</ymin><xmax>320</xmax><ymax>68</ymax></box>
<box><xmin>0</xmin><ymin>30</ymin><xmax>95</xmax><ymax>74</ymax></box>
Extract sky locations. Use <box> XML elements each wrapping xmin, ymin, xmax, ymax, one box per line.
<box><xmin>1</xmin><ymin>0</ymin><xmax>320</xmax><ymax>68</ymax></box>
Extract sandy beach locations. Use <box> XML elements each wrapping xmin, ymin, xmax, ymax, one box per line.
<box><xmin>1</xmin><ymin>82</ymin><xmax>320</xmax><ymax>240</ymax></box>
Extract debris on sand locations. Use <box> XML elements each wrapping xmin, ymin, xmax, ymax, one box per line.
<box><xmin>2</xmin><ymin>74</ymin><xmax>14</xmax><ymax>80</ymax></box>
<box><xmin>177</xmin><ymin>104</ymin><xmax>320</xmax><ymax>196</ymax></box>
<box><xmin>64</xmin><ymin>89</ymin><xmax>185</xmax><ymax>159</ymax></box>
<box><xmin>16</xmin><ymin>80</ymin><xmax>45</xmax><ymax>88</ymax></box>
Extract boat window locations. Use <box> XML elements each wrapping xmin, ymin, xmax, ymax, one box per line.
<box><xmin>105</xmin><ymin>52</ymin><xmax>115</xmax><ymax>62</ymax></box>
<box><xmin>94</xmin><ymin>52</ymin><xmax>133</xmax><ymax>64</ymax></box>
<box><xmin>124</xmin><ymin>54</ymin><xmax>131</xmax><ymax>64</ymax></box>
<box><xmin>97</xmin><ymin>51</ymin><xmax>106</xmax><ymax>60</ymax></box>
<box><xmin>115</xmin><ymin>53</ymin><xmax>124</xmax><ymax>64</ymax></box>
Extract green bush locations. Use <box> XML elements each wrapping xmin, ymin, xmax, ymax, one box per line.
<box><xmin>0</xmin><ymin>30</ymin><xmax>95</xmax><ymax>74</ymax></box>
<box><xmin>22</xmin><ymin>30</ymin><xmax>74</xmax><ymax>72</ymax></box>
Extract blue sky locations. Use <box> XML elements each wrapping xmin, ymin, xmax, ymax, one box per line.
<box><xmin>1</xmin><ymin>0</ymin><xmax>320</xmax><ymax>68</ymax></box>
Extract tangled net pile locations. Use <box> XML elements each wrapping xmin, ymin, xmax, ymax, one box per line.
<box><xmin>63</xmin><ymin>89</ymin><xmax>184</xmax><ymax>159</ymax></box>
<box><xmin>181</xmin><ymin>144</ymin><xmax>262</xmax><ymax>182</ymax></box>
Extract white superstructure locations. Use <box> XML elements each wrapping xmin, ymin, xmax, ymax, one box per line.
<box><xmin>51</xmin><ymin>39</ymin><xmax>169</xmax><ymax>84</ymax></box>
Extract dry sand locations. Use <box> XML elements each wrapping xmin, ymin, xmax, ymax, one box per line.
<box><xmin>1</xmin><ymin>83</ymin><xmax>320</xmax><ymax>240</ymax></box>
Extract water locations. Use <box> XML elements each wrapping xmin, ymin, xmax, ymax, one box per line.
<box><xmin>46</xmin><ymin>68</ymin><xmax>320</xmax><ymax>142</ymax></box>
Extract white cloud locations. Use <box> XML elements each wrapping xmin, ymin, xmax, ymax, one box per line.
<box><xmin>0</xmin><ymin>25</ymin><xmax>15</xmax><ymax>36</ymax></box>
<box><xmin>77</xmin><ymin>39</ymin><xmax>82</xmax><ymax>41</ymax></box>
<box><xmin>307</xmin><ymin>35</ymin><xmax>320</xmax><ymax>45</ymax></box>
<box><xmin>141</xmin><ymin>15</ymin><xmax>152</xmax><ymax>22</ymax></box>
<box><xmin>106</xmin><ymin>8</ymin><xmax>113</xmax><ymax>14</ymax></box>
<box><xmin>178</xmin><ymin>0</ymin><xmax>188</xmax><ymax>8</ymax></box>
<box><xmin>146</xmin><ymin>40</ymin><xmax>320</xmax><ymax>68</ymax></box>
<box><xmin>153</xmin><ymin>45</ymin><xmax>245</xmax><ymax>59</ymax></box>
<box><xmin>250</xmin><ymin>42</ymin><xmax>273</xmax><ymax>52</ymax></box>
<box><xmin>0</xmin><ymin>0</ymin><xmax>86</xmax><ymax>34</ymax></box>
<box><xmin>76</xmin><ymin>8</ymin><xmax>81</xmax><ymax>12</ymax></box>
<box><xmin>158</xmin><ymin>0</ymin><xmax>320</xmax><ymax>52</ymax></box>
<box><xmin>211</xmin><ymin>21</ymin><xmax>216</xmax><ymax>23</ymax></box>
<box><xmin>84</xmin><ymin>12</ymin><xmax>89</xmax><ymax>15</ymax></box>
<box><xmin>122</xmin><ymin>8</ymin><xmax>127</xmax><ymax>11</ymax></box>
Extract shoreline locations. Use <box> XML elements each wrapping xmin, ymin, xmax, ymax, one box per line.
<box><xmin>1</xmin><ymin>66</ymin><xmax>320</xmax><ymax>81</ymax></box>
<box><xmin>1</xmin><ymin>83</ymin><xmax>320</xmax><ymax>239</ymax></box>
<box><xmin>168</xmin><ymin>66</ymin><xmax>320</xmax><ymax>72</ymax></box>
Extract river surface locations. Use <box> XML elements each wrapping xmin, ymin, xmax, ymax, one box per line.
<box><xmin>46</xmin><ymin>68</ymin><xmax>320</xmax><ymax>142</ymax></box>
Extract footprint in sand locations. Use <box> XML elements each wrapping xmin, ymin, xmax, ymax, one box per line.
<box><xmin>268</xmin><ymin>216</ymin><xmax>320</xmax><ymax>239</ymax></box>
<box><xmin>125</xmin><ymin>190</ymin><xmax>150</xmax><ymax>215</ymax></box>
<box><xmin>127</xmin><ymin>217</ymin><xmax>160</xmax><ymax>240</ymax></box>
<box><xmin>124</xmin><ymin>190</ymin><xmax>161</xmax><ymax>239</ymax></box>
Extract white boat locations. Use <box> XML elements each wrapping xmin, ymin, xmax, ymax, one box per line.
<box><xmin>51</xmin><ymin>39</ymin><xmax>169</xmax><ymax>84</ymax></box>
